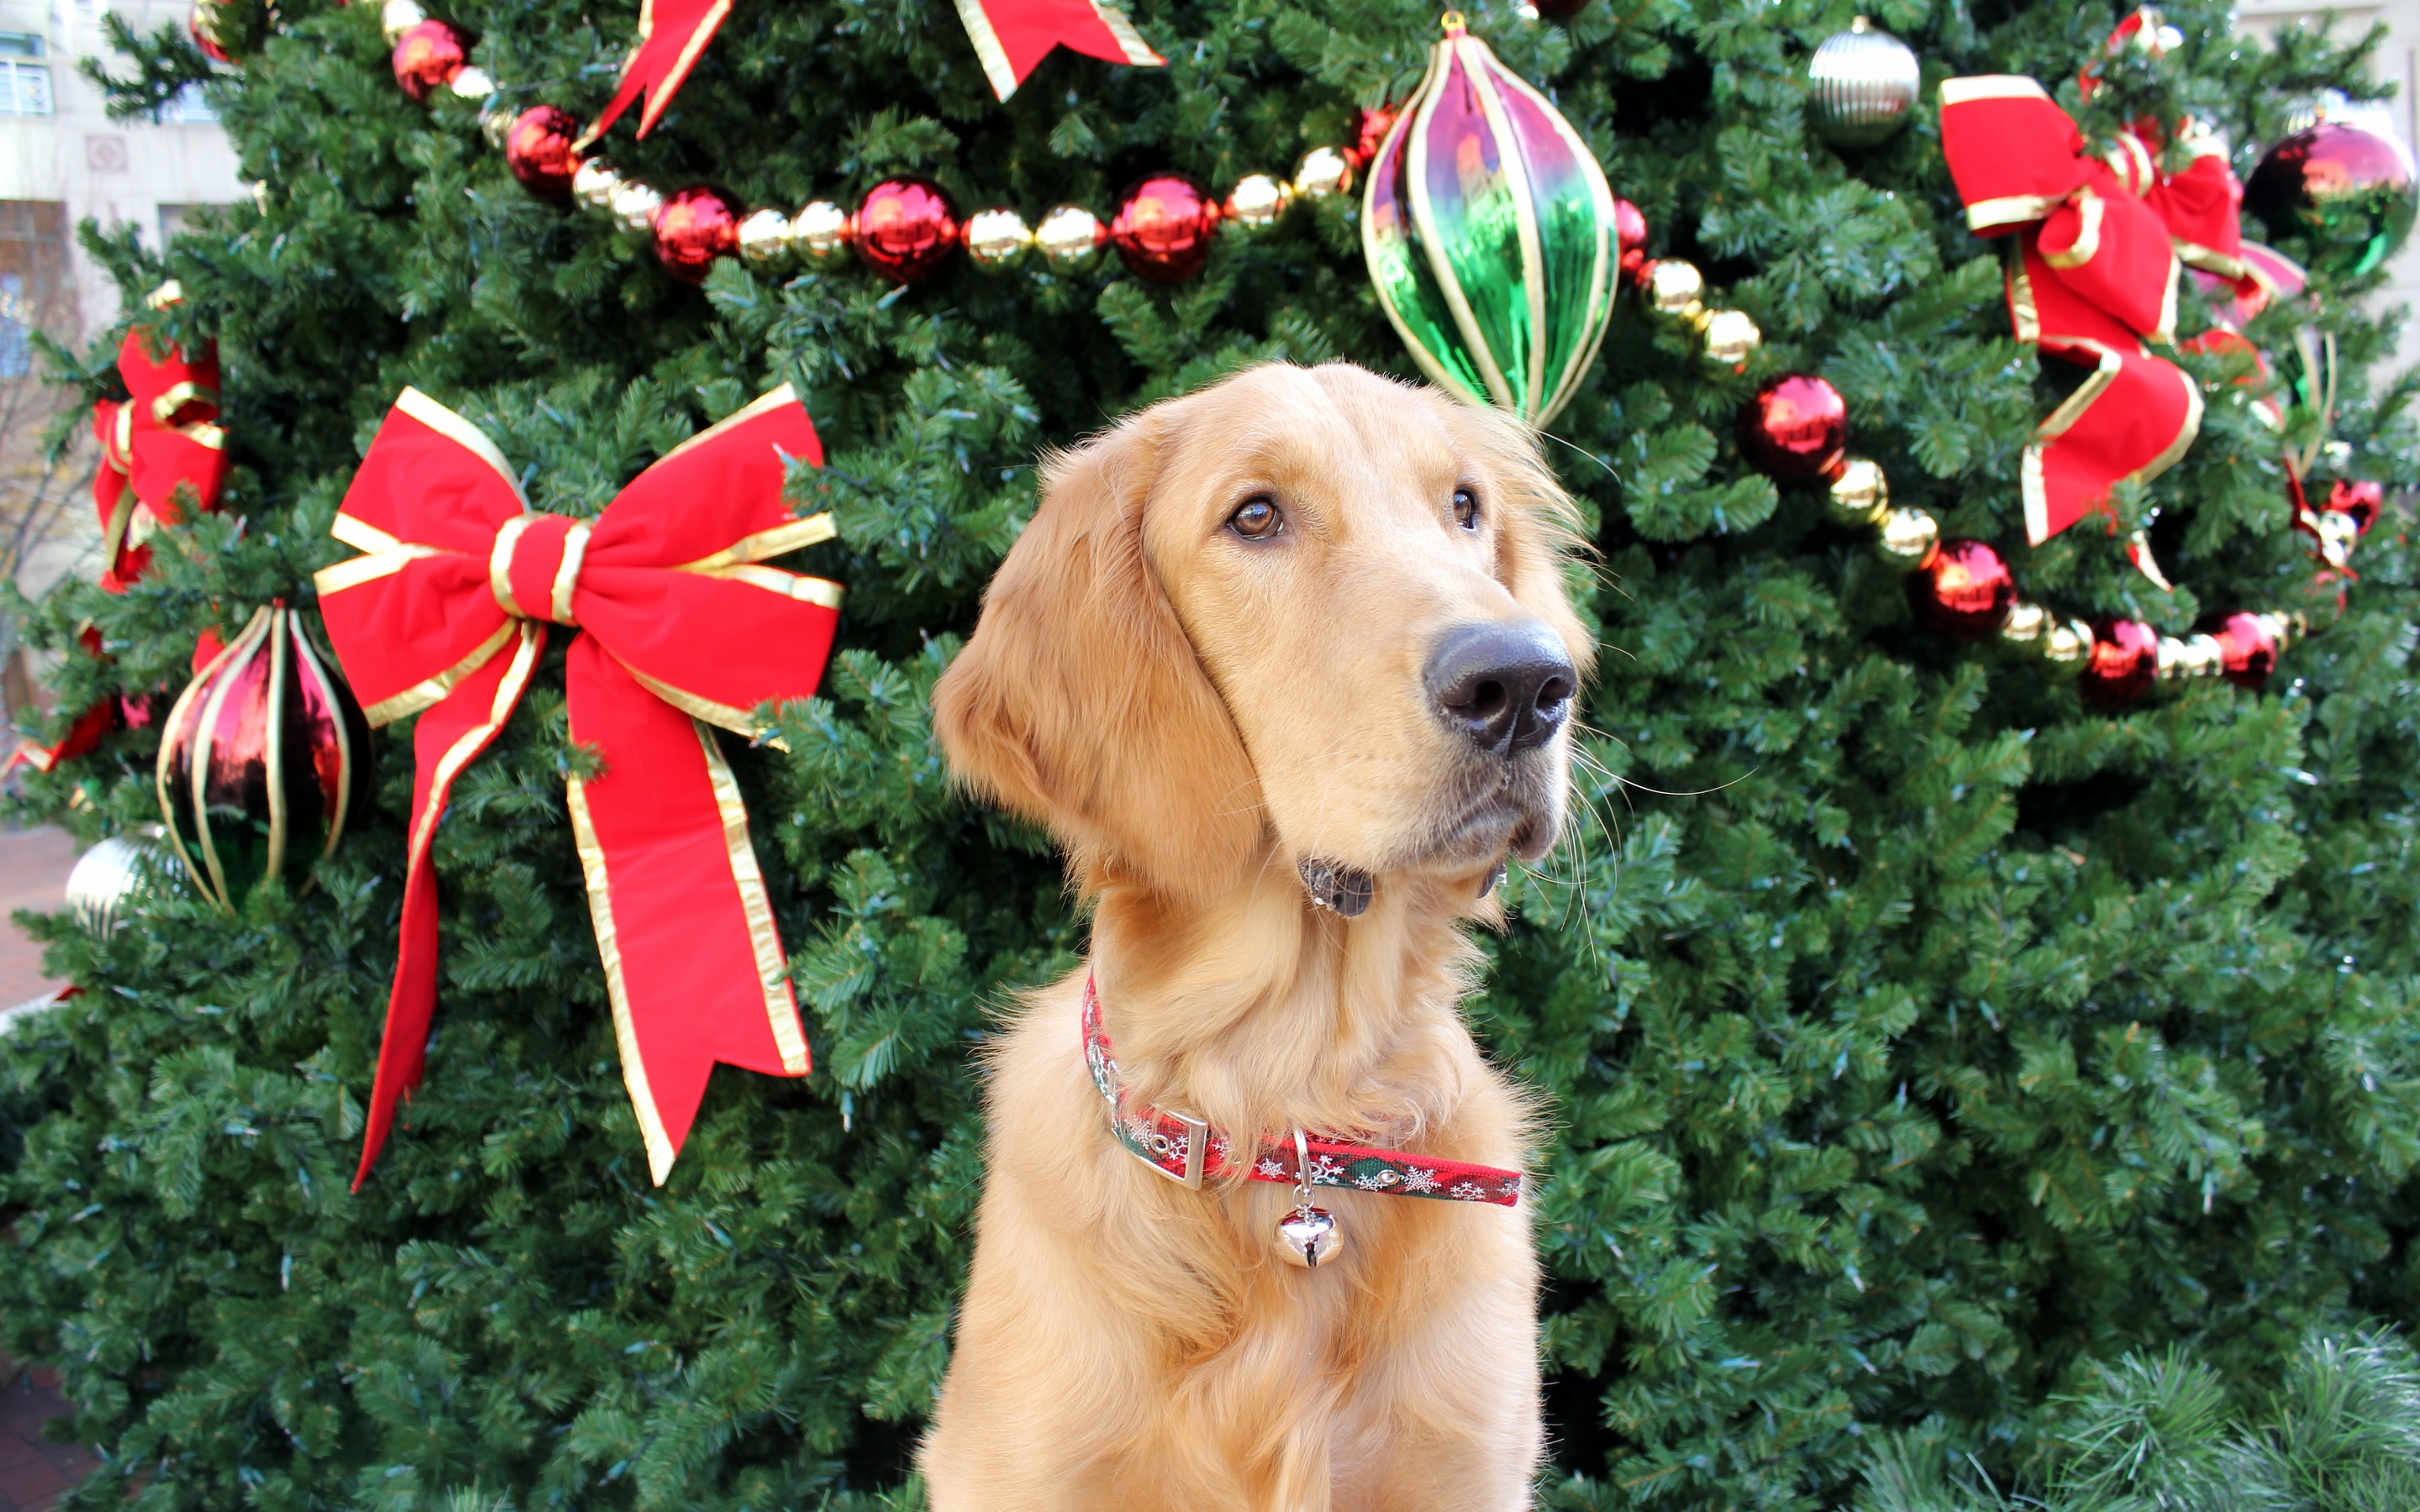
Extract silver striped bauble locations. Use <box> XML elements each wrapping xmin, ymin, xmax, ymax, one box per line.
<box><xmin>1807</xmin><ymin>18</ymin><xmax>1920</xmax><ymax>149</ymax></box>
<box><xmin>65</xmin><ymin>832</ymin><xmax>160</xmax><ymax>937</ymax></box>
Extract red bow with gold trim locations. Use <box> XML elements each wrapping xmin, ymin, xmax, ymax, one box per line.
<box><xmin>8</xmin><ymin>286</ymin><xmax>226</xmax><ymax>777</ymax></box>
<box><xmin>315</xmin><ymin>386</ymin><xmax>841</xmax><ymax>1187</ymax></box>
<box><xmin>582</xmin><ymin>0</ymin><xmax>1161</xmax><ymax>142</ymax></box>
<box><xmin>1940</xmin><ymin>75</ymin><xmax>2241</xmax><ymax>545</ymax></box>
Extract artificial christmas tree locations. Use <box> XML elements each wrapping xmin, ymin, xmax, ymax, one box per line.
<box><xmin>6</xmin><ymin>0</ymin><xmax>2420</xmax><ymax>1507</ymax></box>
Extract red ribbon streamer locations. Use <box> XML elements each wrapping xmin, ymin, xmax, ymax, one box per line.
<box><xmin>583</xmin><ymin>0</ymin><xmax>1162</xmax><ymax>142</ymax></box>
<box><xmin>8</xmin><ymin>295</ymin><xmax>225</xmax><ymax>776</ymax></box>
<box><xmin>315</xmin><ymin>386</ymin><xmax>841</xmax><ymax>1186</ymax></box>
<box><xmin>1940</xmin><ymin>76</ymin><xmax>2244</xmax><ymax>544</ymax></box>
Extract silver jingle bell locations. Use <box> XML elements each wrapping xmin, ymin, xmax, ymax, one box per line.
<box><xmin>1277</xmin><ymin>1204</ymin><xmax>1344</xmax><ymax>1268</ymax></box>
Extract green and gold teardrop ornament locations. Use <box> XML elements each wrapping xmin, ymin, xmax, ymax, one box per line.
<box><xmin>1360</xmin><ymin>12</ymin><xmax>1618</xmax><ymax>428</ymax></box>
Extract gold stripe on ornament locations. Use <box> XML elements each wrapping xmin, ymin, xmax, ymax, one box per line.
<box><xmin>261</xmin><ymin>608</ymin><xmax>292</xmax><ymax>893</ymax></box>
<box><xmin>675</xmin><ymin>512</ymin><xmax>838</xmax><ymax>571</ymax></box>
<box><xmin>1461</xmin><ymin>40</ymin><xmax>1551</xmax><ymax>417</ymax></box>
<box><xmin>694</xmin><ymin>719</ymin><xmax>811</xmax><ymax>1074</ymax></box>
<box><xmin>287</xmin><ymin>621</ymin><xmax>355</xmax><ymax>863</ymax></box>
<box><xmin>1402</xmin><ymin>36</ymin><xmax>1518</xmax><ymax>414</ymax></box>
<box><xmin>565</xmin><ymin>767</ymin><xmax>680</xmax><ymax>1185</ymax></box>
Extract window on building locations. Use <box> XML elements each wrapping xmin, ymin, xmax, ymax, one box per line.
<box><xmin>0</xmin><ymin>202</ymin><xmax>73</xmax><ymax>369</ymax></box>
<box><xmin>160</xmin><ymin>83</ymin><xmax>218</xmax><ymax>123</ymax></box>
<box><xmin>0</xmin><ymin>274</ymin><xmax>29</xmax><ymax>379</ymax></box>
<box><xmin>0</xmin><ymin>33</ymin><xmax>50</xmax><ymax>118</ymax></box>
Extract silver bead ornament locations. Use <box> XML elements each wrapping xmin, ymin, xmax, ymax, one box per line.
<box><xmin>2000</xmin><ymin>599</ymin><xmax>2050</xmax><ymax>648</ymax></box>
<box><xmin>1645</xmin><ymin>259</ymin><xmax>1704</xmax><ymax>318</ymax></box>
<box><xmin>1224</xmin><ymin>173</ymin><xmax>1293</xmax><ymax>231</ymax></box>
<box><xmin>608</xmin><ymin>181</ymin><xmax>664</xmax><ymax>235</ymax></box>
<box><xmin>2156</xmin><ymin>633</ymin><xmax>2227</xmax><ymax>680</ymax></box>
<box><xmin>1872</xmin><ymin>506</ymin><xmax>1939</xmax><ymax>569</ymax></box>
<box><xmin>571</xmin><ymin>159</ymin><xmax>623</xmax><ymax>211</ymax></box>
<box><xmin>2044</xmin><ymin>617</ymin><xmax>2096</xmax><ymax>675</ymax></box>
<box><xmin>1828</xmin><ymin>457</ymin><xmax>1889</xmax><ymax>526</ymax></box>
<box><xmin>477</xmin><ymin>95</ymin><xmax>516</xmax><ymax>148</ymax></box>
<box><xmin>1700</xmin><ymin>308</ymin><xmax>1762</xmax><ymax>365</ymax></box>
<box><xmin>736</xmin><ymin>208</ymin><xmax>795</xmax><ymax>265</ymax></box>
<box><xmin>963</xmin><ymin>207</ymin><xmax>1035</xmax><ymax>270</ymax></box>
<box><xmin>1807</xmin><ymin>17</ymin><xmax>1921</xmax><ymax>150</ymax></box>
<box><xmin>445</xmin><ymin>64</ymin><xmax>494</xmax><ymax>101</ymax></box>
<box><xmin>792</xmin><ymin>201</ymin><xmax>854</xmax><ymax>268</ymax></box>
<box><xmin>1034</xmin><ymin>204</ymin><xmax>1107</xmax><ymax>269</ymax></box>
<box><xmin>1291</xmin><ymin>146</ymin><xmax>1354</xmax><ymax>202</ymax></box>
<box><xmin>380</xmin><ymin>0</ymin><xmax>427</xmax><ymax>44</ymax></box>
<box><xmin>66</xmin><ymin>833</ymin><xmax>157</xmax><ymax>937</ymax></box>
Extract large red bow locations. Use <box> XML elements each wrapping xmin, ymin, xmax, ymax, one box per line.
<box><xmin>582</xmin><ymin>0</ymin><xmax>1161</xmax><ymax>142</ymax></box>
<box><xmin>8</xmin><ymin>287</ymin><xmax>225</xmax><ymax>776</ymax></box>
<box><xmin>1940</xmin><ymin>75</ymin><xmax>2239</xmax><ymax>544</ymax></box>
<box><xmin>315</xmin><ymin>386</ymin><xmax>841</xmax><ymax>1186</ymax></box>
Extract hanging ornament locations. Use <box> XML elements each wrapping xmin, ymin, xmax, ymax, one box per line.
<box><xmin>2245</xmin><ymin>122</ymin><xmax>2418</xmax><ymax>279</ymax></box>
<box><xmin>1110</xmin><ymin>173</ymin><xmax>1222</xmax><ymax>282</ymax></box>
<box><xmin>2078</xmin><ymin>618</ymin><xmax>2158</xmax><ymax>709</ymax></box>
<box><xmin>654</xmin><ymin>186</ymin><xmax>743</xmax><ymax>281</ymax></box>
<box><xmin>1362</xmin><ymin>12</ymin><xmax>1617</xmax><ymax>427</ymax></box>
<box><xmin>1907</xmin><ymin>539</ymin><xmax>2016</xmax><ymax>640</ymax></box>
<box><xmin>1223</xmin><ymin>175</ymin><xmax>1292</xmax><ymax>233</ymax></box>
<box><xmin>855</xmin><ymin>178</ymin><xmax>961</xmax><ymax>284</ymax></box>
<box><xmin>65</xmin><ymin>833</ymin><xmax>161</xmax><ymax>937</ymax></box>
<box><xmin>1035</xmin><ymin>204</ymin><xmax>1108</xmax><ymax>268</ymax></box>
<box><xmin>1807</xmin><ymin>17</ymin><xmax>1921</xmax><ymax>149</ymax></box>
<box><xmin>2293</xmin><ymin>475</ymin><xmax>2383</xmax><ymax>568</ymax></box>
<box><xmin>155</xmin><ymin>603</ymin><xmax>373</xmax><ymax>913</ymax></box>
<box><xmin>504</xmin><ymin>105</ymin><xmax>583</xmax><ymax>199</ymax></box>
<box><xmin>1738</xmin><ymin>375</ymin><xmax>1848</xmax><ymax>480</ymax></box>
<box><xmin>189</xmin><ymin>0</ymin><xmax>234</xmax><ymax>63</ymax></box>
<box><xmin>392</xmin><ymin>18</ymin><xmax>473</xmax><ymax>103</ymax></box>
<box><xmin>963</xmin><ymin>207</ymin><xmax>1036</xmax><ymax>269</ymax></box>
<box><xmin>792</xmin><ymin>201</ymin><xmax>855</xmax><ymax>268</ymax></box>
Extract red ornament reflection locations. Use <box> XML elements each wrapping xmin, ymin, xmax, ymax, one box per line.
<box><xmin>854</xmin><ymin>178</ymin><xmax>960</xmax><ymax>284</ymax></box>
<box><xmin>1613</xmin><ymin>198</ymin><xmax>1649</xmax><ymax>286</ymax></box>
<box><xmin>653</xmin><ymin>186</ymin><xmax>743</xmax><ymax>283</ymax></box>
<box><xmin>2326</xmin><ymin>477</ymin><xmax>2383</xmax><ymax>535</ymax></box>
<box><xmin>392</xmin><ymin>18</ymin><xmax>471</xmax><ymax>103</ymax></box>
<box><xmin>505</xmin><ymin>105</ymin><xmax>584</xmax><ymax>200</ymax></box>
<box><xmin>1907</xmin><ymin>539</ymin><xmax>2015</xmax><ymax>641</ymax></box>
<box><xmin>1110</xmin><ymin>174</ymin><xmax>1222</xmax><ymax>283</ymax></box>
<box><xmin>2199</xmin><ymin>611</ymin><xmax>2281</xmax><ymax>690</ymax></box>
<box><xmin>1348</xmin><ymin>106</ymin><xmax>1398</xmax><ymax>169</ymax></box>
<box><xmin>2080</xmin><ymin>617</ymin><xmax>2158</xmax><ymax>708</ymax></box>
<box><xmin>1739</xmin><ymin>375</ymin><xmax>1849</xmax><ymax>480</ymax></box>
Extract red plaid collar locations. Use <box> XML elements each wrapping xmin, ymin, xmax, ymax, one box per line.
<box><xmin>1079</xmin><ymin>974</ymin><xmax>1524</xmax><ymax>1205</ymax></box>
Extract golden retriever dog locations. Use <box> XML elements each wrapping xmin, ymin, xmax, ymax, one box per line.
<box><xmin>923</xmin><ymin>360</ymin><xmax>1592</xmax><ymax>1510</ymax></box>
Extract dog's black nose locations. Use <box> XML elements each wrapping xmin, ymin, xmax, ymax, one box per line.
<box><xmin>1425</xmin><ymin>620</ymin><xmax>1576</xmax><ymax>756</ymax></box>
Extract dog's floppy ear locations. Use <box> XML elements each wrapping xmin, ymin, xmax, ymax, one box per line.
<box><xmin>933</xmin><ymin>410</ymin><xmax>1266</xmax><ymax>895</ymax></box>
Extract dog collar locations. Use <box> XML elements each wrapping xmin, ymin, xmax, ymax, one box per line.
<box><xmin>1079</xmin><ymin>974</ymin><xmax>1524</xmax><ymax>1206</ymax></box>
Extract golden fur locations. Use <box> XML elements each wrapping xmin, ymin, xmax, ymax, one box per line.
<box><xmin>923</xmin><ymin>362</ymin><xmax>1593</xmax><ymax>1510</ymax></box>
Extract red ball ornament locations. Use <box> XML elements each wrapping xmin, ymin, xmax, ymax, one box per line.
<box><xmin>2326</xmin><ymin>477</ymin><xmax>2383</xmax><ymax>535</ymax></box>
<box><xmin>1738</xmin><ymin>375</ymin><xmax>1849</xmax><ymax>480</ymax></box>
<box><xmin>2200</xmin><ymin>611</ymin><xmax>2281</xmax><ymax>690</ymax></box>
<box><xmin>1110</xmin><ymin>173</ymin><xmax>1222</xmax><ymax>283</ymax></box>
<box><xmin>1347</xmin><ymin>106</ymin><xmax>1398</xmax><ymax>170</ymax></box>
<box><xmin>392</xmin><ymin>18</ymin><xmax>471</xmax><ymax>103</ymax></box>
<box><xmin>1907</xmin><ymin>539</ymin><xmax>2015</xmax><ymax>641</ymax></box>
<box><xmin>190</xmin><ymin>4</ymin><xmax>232</xmax><ymax>62</ymax></box>
<box><xmin>854</xmin><ymin>178</ymin><xmax>960</xmax><ymax>284</ymax></box>
<box><xmin>653</xmin><ymin>186</ymin><xmax>743</xmax><ymax>283</ymax></box>
<box><xmin>1613</xmin><ymin>198</ymin><xmax>1649</xmax><ymax>286</ymax></box>
<box><xmin>504</xmin><ymin>105</ymin><xmax>583</xmax><ymax>200</ymax></box>
<box><xmin>2080</xmin><ymin>617</ymin><xmax>2158</xmax><ymax>709</ymax></box>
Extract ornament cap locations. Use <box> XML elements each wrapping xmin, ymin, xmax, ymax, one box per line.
<box><xmin>1440</xmin><ymin>9</ymin><xmax>1467</xmax><ymax>37</ymax></box>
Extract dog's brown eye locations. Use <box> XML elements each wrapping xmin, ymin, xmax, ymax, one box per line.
<box><xmin>1454</xmin><ymin>488</ymin><xmax>1481</xmax><ymax>532</ymax></box>
<box><xmin>1228</xmin><ymin>496</ymin><xmax>1284</xmax><ymax>540</ymax></box>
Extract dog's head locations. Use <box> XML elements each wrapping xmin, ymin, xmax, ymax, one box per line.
<box><xmin>932</xmin><ymin>362</ymin><xmax>1592</xmax><ymax>905</ymax></box>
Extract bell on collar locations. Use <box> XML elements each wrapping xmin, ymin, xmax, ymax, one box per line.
<box><xmin>1278</xmin><ymin>1203</ymin><xmax>1344</xmax><ymax>1268</ymax></box>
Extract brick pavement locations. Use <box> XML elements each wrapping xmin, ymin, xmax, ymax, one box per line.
<box><xmin>1</xmin><ymin>829</ymin><xmax>98</xmax><ymax>1509</ymax></box>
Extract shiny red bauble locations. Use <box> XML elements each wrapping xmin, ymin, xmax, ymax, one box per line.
<box><xmin>1739</xmin><ymin>375</ymin><xmax>1849</xmax><ymax>480</ymax></box>
<box><xmin>854</xmin><ymin>178</ymin><xmax>960</xmax><ymax>284</ymax></box>
<box><xmin>2327</xmin><ymin>477</ymin><xmax>2384</xmax><ymax>535</ymax></box>
<box><xmin>2200</xmin><ymin>611</ymin><xmax>2281</xmax><ymax>690</ymax></box>
<box><xmin>1907</xmin><ymin>539</ymin><xmax>2016</xmax><ymax>641</ymax></box>
<box><xmin>653</xmin><ymin>186</ymin><xmax>744</xmax><ymax>283</ymax></box>
<box><xmin>504</xmin><ymin>105</ymin><xmax>583</xmax><ymax>200</ymax></box>
<box><xmin>1110</xmin><ymin>173</ymin><xmax>1223</xmax><ymax>283</ymax></box>
<box><xmin>392</xmin><ymin>18</ymin><xmax>471</xmax><ymax>103</ymax></box>
<box><xmin>1613</xmin><ymin>198</ymin><xmax>1649</xmax><ymax>286</ymax></box>
<box><xmin>2080</xmin><ymin>617</ymin><xmax>2159</xmax><ymax>708</ymax></box>
<box><xmin>1347</xmin><ymin>106</ymin><xmax>1398</xmax><ymax>169</ymax></box>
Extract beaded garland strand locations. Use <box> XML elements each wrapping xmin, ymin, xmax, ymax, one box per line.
<box><xmin>376</xmin><ymin>0</ymin><xmax>1767</xmax><ymax>368</ymax></box>
<box><xmin>1734</xmin><ymin>370</ymin><xmax>2353</xmax><ymax>711</ymax></box>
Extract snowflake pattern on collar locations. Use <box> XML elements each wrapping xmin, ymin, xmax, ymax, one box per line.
<box><xmin>1080</xmin><ymin>974</ymin><xmax>1525</xmax><ymax>1208</ymax></box>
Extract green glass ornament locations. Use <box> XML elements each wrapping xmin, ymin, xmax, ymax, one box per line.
<box><xmin>1360</xmin><ymin>12</ymin><xmax>1616</xmax><ymax>427</ymax></box>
